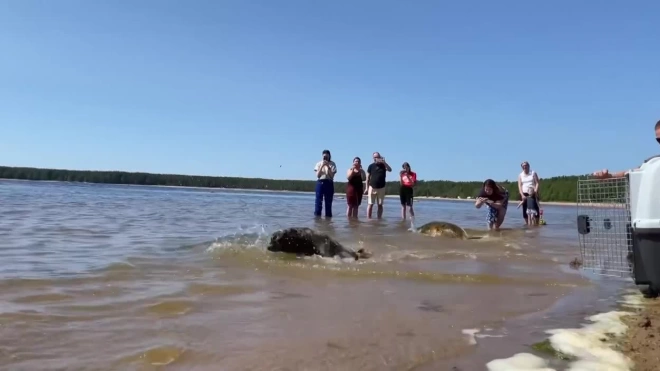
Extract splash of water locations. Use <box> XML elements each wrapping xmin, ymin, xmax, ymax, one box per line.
<box><xmin>205</xmin><ymin>224</ymin><xmax>271</xmax><ymax>253</ymax></box>
<box><xmin>408</xmin><ymin>218</ymin><xmax>417</xmax><ymax>233</ymax></box>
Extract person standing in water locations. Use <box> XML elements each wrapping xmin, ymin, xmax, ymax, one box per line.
<box><xmin>365</xmin><ymin>152</ymin><xmax>392</xmax><ymax>219</ymax></box>
<box><xmin>345</xmin><ymin>157</ymin><xmax>366</xmax><ymax>218</ymax></box>
<box><xmin>517</xmin><ymin>161</ymin><xmax>541</xmax><ymax>225</ymax></box>
<box><xmin>399</xmin><ymin>162</ymin><xmax>417</xmax><ymax>220</ymax></box>
<box><xmin>313</xmin><ymin>149</ymin><xmax>337</xmax><ymax>218</ymax></box>
<box><xmin>517</xmin><ymin>187</ymin><xmax>540</xmax><ymax>226</ymax></box>
<box><xmin>475</xmin><ymin>179</ymin><xmax>509</xmax><ymax>230</ymax></box>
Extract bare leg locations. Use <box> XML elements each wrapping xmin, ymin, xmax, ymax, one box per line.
<box><xmin>495</xmin><ymin>209</ymin><xmax>507</xmax><ymax>230</ymax></box>
<box><xmin>352</xmin><ymin>207</ymin><xmax>359</xmax><ymax>218</ymax></box>
<box><xmin>347</xmin><ymin>205</ymin><xmax>351</xmax><ymax>217</ymax></box>
<box><xmin>367</xmin><ymin>204</ymin><xmax>374</xmax><ymax>219</ymax></box>
<box><xmin>377</xmin><ymin>204</ymin><xmax>384</xmax><ymax>219</ymax></box>
<box><xmin>409</xmin><ymin>205</ymin><xmax>415</xmax><ymax>218</ymax></box>
<box><xmin>401</xmin><ymin>205</ymin><xmax>406</xmax><ymax>220</ymax></box>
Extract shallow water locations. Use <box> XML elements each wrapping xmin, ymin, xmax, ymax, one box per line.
<box><xmin>0</xmin><ymin>180</ymin><xmax>633</xmax><ymax>370</ymax></box>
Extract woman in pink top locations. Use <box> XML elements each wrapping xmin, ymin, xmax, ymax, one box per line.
<box><xmin>399</xmin><ymin>162</ymin><xmax>417</xmax><ymax>220</ymax></box>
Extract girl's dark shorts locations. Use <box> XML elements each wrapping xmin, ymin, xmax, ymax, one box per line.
<box><xmin>399</xmin><ymin>186</ymin><xmax>414</xmax><ymax>206</ymax></box>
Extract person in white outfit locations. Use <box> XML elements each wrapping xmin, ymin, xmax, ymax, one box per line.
<box><xmin>517</xmin><ymin>161</ymin><xmax>540</xmax><ymax>225</ymax></box>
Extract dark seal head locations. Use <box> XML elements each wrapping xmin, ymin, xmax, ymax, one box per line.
<box><xmin>267</xmin><ymin>227</ymin><xmax>371</xmax><ymax>260</ymax></box>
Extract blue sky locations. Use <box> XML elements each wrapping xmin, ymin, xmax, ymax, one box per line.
<box><xmin>1</xmin><ymin>0</ymin><xmax>658</xmax><ymax>182</ymax></box>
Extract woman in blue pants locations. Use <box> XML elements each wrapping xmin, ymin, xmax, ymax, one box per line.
<box><xmin>313</xmin><ymin>149</ymin><xmax>337</xmax><ymax>217</ymax></box>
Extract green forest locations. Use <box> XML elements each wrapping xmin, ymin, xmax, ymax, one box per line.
<box><xmin>0</xmin><ymin>165</ymin><xmax>584</xmax><ymax>202</ymax></box>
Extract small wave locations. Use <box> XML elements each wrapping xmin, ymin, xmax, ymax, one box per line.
<box><xmin>144</xmin><ymin>300</ymin><xmax>195</xmax><ymax>316</ymax></box>
<box><xmin>205</xmin><ymin>224</ymin><xmax>272</xmax><ymax>253</ymax></box>
<box><xmin>121</xmin><ymin>345</ymin><xmax>186</xmax><ymax>367</ymax></box>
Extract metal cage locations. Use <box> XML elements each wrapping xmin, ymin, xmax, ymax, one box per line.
<box><xmin>576</xmin><ymin>176</ymin><xmax>633</xmax><ymax>278</ymax></box>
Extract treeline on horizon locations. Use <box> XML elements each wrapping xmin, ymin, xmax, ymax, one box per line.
<box><xmin>0</xmin><ymin>165</ymin><xmax>584</xmax><ymax>202</ymax></box>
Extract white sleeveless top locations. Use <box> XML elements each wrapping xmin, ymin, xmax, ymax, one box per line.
<box><xmin>520</xmin><ymin>170</ymin><xmax>536</xmax><ymax>192</ymax></box>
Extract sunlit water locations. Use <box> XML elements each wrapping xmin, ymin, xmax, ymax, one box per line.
<box><xmin>0</xmin><ymin>180</ymin><xmax>634</xmax><ymax>370</ymax></box>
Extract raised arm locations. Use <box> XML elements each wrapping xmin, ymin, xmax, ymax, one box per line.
<box><xmin>314</xmin><ymin>161</ymin><xmax>327</xmax><ymax>179</ymax></box>
<box><xmin>593</xmin><ymin>168</ymin><xmax>638</xmax><ymax>179</ymax></box>
<box><xmin>346</xmin><ymin>167</ymin><xmax>354</xmax><ymax>180</ymax></box>
<box><xmin>533</xmin><ymin>171</ymin><xmax>540</xmax><ymax>193</ymax></box>
<box><xmin>328</xmin><ymin>161</ymin><xmax>337</xmax><ymax>176</ymax></box>
<box><xmin>314</xmin><ymin>162</ymin><xmax>323</xmax><ymax>178</ymax></box>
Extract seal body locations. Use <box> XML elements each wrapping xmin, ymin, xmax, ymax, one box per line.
<box><xmin>417</xmin><ymin>221</ymin><xmax>471</xmax><ymax>240</ymax></box>
<box><xmin>267</xmin><ymin>227</ymin><xmax>370</xmax><ymax>260</ymax></box>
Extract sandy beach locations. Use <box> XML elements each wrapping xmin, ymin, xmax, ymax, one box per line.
<box><xmin>620</xmin><ymin>297</ymin><xmax>660</xmax><ymax>371</ymax></box>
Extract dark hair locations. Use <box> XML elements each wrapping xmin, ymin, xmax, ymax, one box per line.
<box><xmin>353</xmin><ymin>157</ymin><xmax>361</xmax><ymax>163</ymax></box>
<box><xmin>483</xmin><ymin>179</ymin><xmax>501</xmax><ymax>195</ymax></box>
<box><xmin>322</xmin><ymin>149</ymin><xmax>331</xmax><ymax>160</ymax></box>
<box><xmin>655</xmin><ymin>120</ymin><xmax>660</xmax><ymax>130</ymax></box>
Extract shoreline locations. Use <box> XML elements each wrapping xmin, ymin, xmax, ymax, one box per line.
<box><xmin>1</xmin><ymin>178</ymin><xmax>588</xmax><ymax>207</ymax></box>
<box><xmin>487</xmin><ymin>289</ymin><xmax>653</xmax><ymax>371</ymax></box>
<box><xmin>619</xmin><ymin>295</ymin><xmax>660</xmax><ymax>371</ymax></box>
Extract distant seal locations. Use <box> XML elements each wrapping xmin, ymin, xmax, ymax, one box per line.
<box><xmin>267</xmin><ymin>227</ymin><xmax>372</xmax><ymax>260</ymax></box>
<box><xmin>569</xmin><ymin>257</ymin><xmax>583</xmax><ymax>270</ymax></box>
<box><xmin>417</xmin><ymin>221</ymin><xmax>479</xmax><ymax>240</ymax></box>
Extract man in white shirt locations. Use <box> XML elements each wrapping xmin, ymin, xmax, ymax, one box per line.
<box><xmin>313</xmin><ymin>149</ymin><xmax>337</xmax><ymax>217</ymax></box>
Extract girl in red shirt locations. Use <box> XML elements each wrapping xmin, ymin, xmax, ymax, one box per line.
<box><xmin>399</xmin><ymin>162</ymin><xmax>417</xmax><ymax>220</ymax></box>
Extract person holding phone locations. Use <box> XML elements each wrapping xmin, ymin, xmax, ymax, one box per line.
<box><xmin>365</xmin><ymin>152</ymin><xmax>392</xmax><ymax>219</ymax></box>
<box><xmin>345</xmin><ymin>157</ymin><xmax>366</xmax><ymax>218</ymax></box>
<box><xmin>399</xmin><ymin>162</ymin><xmax>417</xmax><ymax>220</ymax></box>
<box><xmin>313</xmin><ymin>149</ymin><xmax>337</xmax><ymax>218</ymax></box>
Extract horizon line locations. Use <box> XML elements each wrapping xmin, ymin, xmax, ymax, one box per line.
<box><xmin>0</xmin><ymin>164</ymin><xmax>590</xmax><ymax>184</ymax></box>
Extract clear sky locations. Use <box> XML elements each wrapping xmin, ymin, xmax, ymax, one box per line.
<box><xmin>1</xmin><ymin>0</ymin><xmax>658</xmax><ymax>182</ymax></box>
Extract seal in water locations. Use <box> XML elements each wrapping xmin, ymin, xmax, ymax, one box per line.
<box><xmin>417</xmin><ymin>221</ymin><xmax>476</xmax><ymax>240</ymax></box>
<box><xmin>569</xmin><ymin>257</ymin><xmax>583</xmax><ymax>270</ymax></box>
<box><xmin>267</xmin><ymin>227</ymin><xmax>372</xmax><ymax>260</ymax></box>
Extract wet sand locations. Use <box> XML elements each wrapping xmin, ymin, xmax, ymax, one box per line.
<box><xmin>620</xmin><ymin>297</ymin><xmax>660</xmax><ymax>371</ymax></box>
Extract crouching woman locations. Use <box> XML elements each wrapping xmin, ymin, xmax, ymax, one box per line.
<box><xmin>475</xmin><ymin>179</ymin><xmax>509</xmax><ymax>230</ymax></box>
